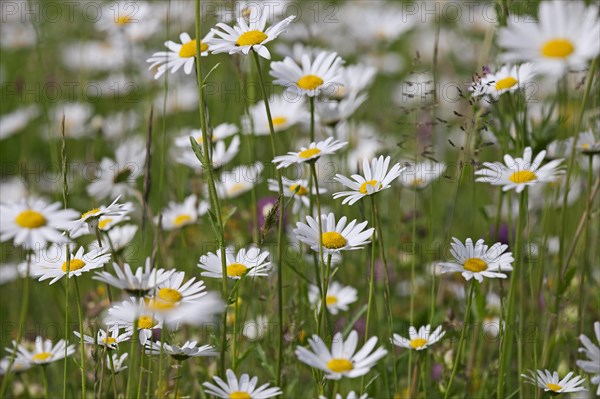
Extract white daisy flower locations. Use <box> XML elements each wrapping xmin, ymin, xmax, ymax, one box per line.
<box><xmin>155</xmin><ymin>194</ymin><xmax>208</xmax><ymax>231</ymax></box>
<box><xmin>398</xmin><ymin>160</ymin><xmax>446</xmax><ymax>189</ymax></box>
<box><xmin>215</xmin><ymin>162</ymin><xmax>263</xmax><ymax>199</ymax></box>
<box><xmin>315</xmin><ymin>93</ymin><xmax>367</xmax><ymax>127</ymax></box>
<box><xmin>295</xmin><ymin>330</ymin><xmax>387</xmax><ymax>380</ymax></box>
<box><xmin>475</xmin><ymin>147</ymin><xmax>564</xmax><ymax>193</ymax></box>
<box><xmin>0</xmin><ymin>104</ymin><xmax>40</xmax><ymax>140</ymax></box>
<box><xmin>570</xmin><ymin>130</ymin><xmax>600</xmax><ymax>156</ymax></box>
<box><xmin>145</xmin><ymin>340</ymin><xmax>216</xmax><ymax>360</ymax></box>
<box><xmin>577</xmin><ymin>321</ymin><xmax>600</xmax><ymax>395</ymax></box>
<box><xmin>104</xmin><ymin>297</ymin><xmax>164</xmax><ymax>345</ymax></box>
<box><xmin>268</xmin><ymin>177</ymin><xmax>326</xmax><ymax>214</ymax></box>
<box><xmin>498</xmin><ymin>0</ymin><xmax>599</xmax><ymax>76</ymax></box>
<box><xmin>71</xmin><ymin>202</ymin><xmax>134</xmax><ymax>238</ymax></box>
<box><xmin>243</xmin><ymin>315</ymin><xmax>269</xmax><ymax>341</ymax></box>
<box><xmin>333</xmin><ymin>63</ymin><xmax>377</xmax><ymax>100</ymax></box>
<box><xmin>392</xmin><ymin>324</ymin><xmax>446</xmax><ymax>351</ymax></box>
<box><xmin>203</xmin><ymin>369</ymin><xmax>282</xmax><ymax>398</ymax></box>
<box><xmin>87</xmin><ymin>139</ymin><xmax>146</xmax><ymax>200</ymax></box>
<box><xmin>177</xmin><ymin>136</ymin><xmax>241</xmax><ymax>171</ymax></box>
<box><xmin>270</xmin><ymin>51</ymin><xmax>344</xmax><ymax>97</ymax></box>
<box><xmin>30</xmin><ymin>246</ymin><xmax>111</xmax><ymax>285</ymax></box>
<box><xmin>333</xmin><ymin>156</ymin><xmax>405</xmax><ymax>205</ymax></box>
<box><xmin>174</xmin><ymin>123</ymin><xmax>239</xmax><ymax>148</ymax></box>
<box><xmin>470</xmin><ymin>63</ymin><xmax>535</xmax><ymax>99</ymax></box>
<box><xmin>93</xmin><ymin>224</ymin><xmax>138</xmax><ymax>252</ymax></box>
<box><xmin>0</xmin><ymin>262</ymin><xmax>26</xmax><ymax>285</ymax></box>
<box><xmin>0</xmin><ymin>356</ymin><xmax>31</xmax><ymax>375</ymax></box>
<box><xmin>272</xmin><ymin>137</ymin><xmax>347</xmax><ymax>169</ymax></box>
<box><xmin>320</xmin><ymin>392</ymin><xmax>370</xmax><ymax>399</ymax></box>
<box><xmin>522</xmin><ymin>369</ymin><xmax>587</xmax><ymax>394</ymax></box>
<box><xmin>208</xmin><ymin>7</ymin><xmax>295</xmax><ymax>59</ymax></box>
<box><xmin>7</xmin><ymin>337</ymin><xmax>75</xmax><ymax>365</ymax></box>
<box><xmin>94</xmin><ymin>258</ymin><xmax>174</xmax><ymax>296</ymax></box>
<box><xmin>71</xmin><ymin>197</ymin><xmax>128</xmax><ymax>233</ymax></box>
<box><xmin>151</xmin><ymin>271</ymin><xmax>207</xmax><ymax>309</ymax></box>
<box><xmin>107</xmin><ymin>353</ymin><xmax>128</xmax><ymax>374</ymax></box>
<box><xmin>73</xmin><ymin>326</ymin><xmax>132</xmax><ymax>350</ymax></box>
<box><xmin>198</xmin><ymin>246</ymin><xmax>271</xmax><ymax>280</ymax></box>
<box><xmin>294</xmin><ymin>213</ymin><xmax>374</xmax><ymax>255</ymax></box>
<box><xmin>243</xmin><ymin>95</ymin><xmax>306</xmax><ymax>136</ymax></box>
<box><xmin>0</xmin><ymin>197</ymin><xmax>78</xmax><ymax>249</ymax></box>
<box><xmin>147</xmin><ymin>31</ymin><xmax>214</xmax><ymax>79</ymax></box>
<box><xmin>308</xmin><ymin>281</ymin><xmax>358</xmax><ymax>315</ymax></box>
<box><xmin>437</xmin><ymin>238</ymin><xmax>515</xmax><ymax>283</ymax></box>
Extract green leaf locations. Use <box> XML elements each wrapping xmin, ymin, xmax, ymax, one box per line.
<box><xmin>203</xmin><ymin>62</ymin><xmax>221</xmax><ymax>83</ymax></box>
<box><xmin>343</xmin><ymin>304</ymin><xmax>368</xmax><ymax>337</ymax></box>
<box><xmin>253</xmin><ymin>344</ymin><xmax>276</xmax><ymax>380</ymax></box>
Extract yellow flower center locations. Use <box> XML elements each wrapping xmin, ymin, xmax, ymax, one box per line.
<box><xmin>298</xmin><ymin>148</ymin><xmax>321</xmax><ymax>159</ymax></box>
<box><xmin>158</xmin><ymin>288</ymin><xmax>182</xmax><ymax>303</ymax></box>
<box><xmin>228</xmin><ymin>183</ymin><xmax>247</xmax><ymax>195</ymax></box>
<box><xmin>359</xmin><ymin>180</ymin><xmax>381</xmax><ymax>194</ymax></box>
<box><xmin>495</xmin><ymin>77</ymin><xmax>518</xmax><ymax>91</ymax></box>
<box><xmin>82</xmin><ymin>208</ymin><xmax>101</xmax><ymax>220</ymax></box>
<box><xmin>32</xmin><ymin>352</ymin><xmax>52</xmax><ymax>362</ymax></box>
<box><xmin>102</xmin><ymin>337</ymin><xmax>117</xmax><ymax>345</ymax></box>
<box><xmin>546</xmin><ymin>383</ymin><xmax>562</xmax><ymax>392</ymax></box>
<box><xmin>409</xmin><ymin>338</ymin><xmax>428</xmax><ymax>349</ymax></box>
<box><xmin>463</xmin><ymin>258</ymin><xmax>488</xmax><ymax>273</ymax></box>
<box><xmin>327</xmin><ymin>358</ymin><xmax>353</xmax><ymax>373</ymax></box>
<box><xmin>98</xmin><ymin>218</ymin><xmax>113</xmax><ymax>230</ymax></box>
<box><xmin>509</xmin><ymin>170</ymin><xmax>537</xmax><ymax>184</ymax></box>
<box><xmin>297</xmin><ymin>74</ymin><xmax>324</xmax><ymax>90</ymax></box>
<box><xmin>229</xmin><ymin>392</ymin><xmax>251</xmax><ymax>399</ymax></box>
<box><xmin>115</xmin><ymin>15</ymin><xmax>132</xmax><ymax>25</ymax></box>
<box><xmin>15</xmin><ymin>210</ymin><xmax>47</xmax><ymax>228</ymax></box>
<box><xmin>137</xmin><ymin>315</ymin><xmax>157</xmax><ymax>329</ymax></box>
<box><xmin>325</xmin><ymin>295</ymin><xmax>338</xmax><ymax>306</ymax></box>
<box><xmin>227</xmin><ymin>263</ymin><xmax>248</xmax><ymax>277</ymax></box>
<box><xmin>541</xmin><ymin>38</ymin><xmax>574</xmax><ymax>58</ymax></box>
<box><xmin>581</xmin><ymin>143</ymin><xmax>590</xmax><ymax>149</ymax></box>
<box><xmin>174</xmin><ymin>214</ymin><xmax>192</xmax><ymax>226</ymax></box>
<box><xmin>272</xmin><ymin>116</ymin><xmax>287</xmax><ymax>127</ymax></box>
<box><xmin>321</xmin><ymin>232</ymin><xmax>347</xmax><ymax>250</ymax></box>
<box><xmin>61</xmin><ymin>259</ymin><xmax>86</xmax><ymax>272</ymax></box>
<box><xmin>289</xmin><ymin>184</ymin><xmax>308</xmax><ymax>196</ymax></box>
<box><xmin>236</xmin><ymin>30</ymin><xmax>267</xmax><ymax>46</ymax></box>
<box><xmin>179</xmin><ymin>40</ymin><xmax>208</xmax><ymax>58</ymax></box>
<box><xmin>146</xmin><ymin>298</ymin><xmax>176</xmax><ymax>311</ymax></box>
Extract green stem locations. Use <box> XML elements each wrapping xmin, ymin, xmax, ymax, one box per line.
<box><xmin>445</xmin><ymin>281</ymin><xmax>475</xmax><ymax>399</ymax></box>
<box><xmin>108</xmin><ymin>353</ymin><xmax>118</xmax><ymax>399</ymax></box>
<box><xmin>251</xmin><ymin>49</ymin><xmax>286</xmax><ymax>387</ymax></box>
<box><xmin>364</xmin><ymin>195</ymin><xmax>378</xmax><ymax>340</ymax></box>
<box><xmin>174</xmin><ymin>361</ymin><xmax>182</xmax><ymax>399</ymax></box>
<box><xmin>310</xmin><ymin>161</ymin><xmax>327</xmax><ymax>336</ymax></box>
<box><xmin>232</xmin><ymin>287</ymin><xmax>239</xmax><ymax>369</ymax></box>
<box><xmin>42</xmin><ymin>365</ymin><xmax>49</xmax><ymax>399</ymax></box>
<box><xmin>577</xmin><ymin>155</ymin><xmax>593</xmax><ymax>333</ymax></box>
<box><xmin>74</xmin><ymin>278</ymin><xmax>86</xmax><ymax>398</ymax></box>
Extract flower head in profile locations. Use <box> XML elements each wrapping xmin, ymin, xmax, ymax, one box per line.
<box><xmin>498</xmin><ymin>0</ymin><xmax>599</xmax><ymax>76</ymax></box>
<box><xmin>73</xmin><ymin>325</ymin><xmax>132</xmax><ymax>350</ymax></box>
<box><xmin>31</xmin><ymin>245</ymin><xmax>111</xmax><ymax>285</ymax></box>
<box><xmin>198</xmin><ymin>246</ymin><xmax>271</xmax><ymax>280</ymax></box>
<box><xmin>273</xmin><ymin>138</ymin><xmax>347</xmax><ymax>169</ymax></box>
<box><xmin>107</xmin><ymin>353</ymin><xmax>128</xmax><ymax>374</ymax></box>
<box><xmin>470</xmin><ymin>63</ymin><xmax>535</xmax><ymax>99</ymax></box>
<box><xmin>294</xmin><ymin>213</ymin><xmax>374</xmax><ymax>255</ymax></box>
<box><xmin>203</xmin><ymin>369</ymin><xmax>282</xmax><ymax>398</ymax></box>
<box><xmin>521</xmin><ymin>369</ymin><xmax>587</xmax><ymax>394</ymax></box>
<box><xmin>268</xmin><ymin>177</ymin><xmax>326</xmax><ymax>214</ymax></box>
<box><xmin>577</xmin><ymin>321</ymin><xmax>600</xmax><ymax>395</ymax></box>
<box><xmin>333</xmin><ymin>156</ymin><xmax>405</xmax><ymax>205</ymax></box>
<box><xmin>320</xmin><ymin>392</ymin><xmax>370</xmax><ymax>399</ymax></box>
<box><xmin>437</xmin><ymin>238</ymin><xmax>514</xmax><ymax>283</ymax></box>
<box><xmin>295</xmin><ymin>330</ymin><xmax>387</xmax><ymax>380</ymax></box>
<box><xmin>392</xmin><ymin>324</ymin><xmax>445</xmax><ymax>351</ymax></box>
<box><xmin>308</xmin><ymin>281</ymin><xmax>358</xmax><ymax>315</ymax></box>
<box><xmin>398</xmin><ymin>160</ymin><xmax>445</xmax><ymax>189</ymax></box>
<box><xmin>155</xmin><ymin>194</ymin><xmax>208</xmax><ymax>231</ymax></box>
<box><xmin>270</xmin><ymin>51</ymin><xmax>344</xmax><ymax>97</ymax></box>
<box><xmin>7</xmin><ymin>337</ymin><xmax>75</xmax><ymax>366</ymax></box>
<box><xmin>104</xmin><ymin>297</ymin><xmax>163</xmax><ymax>345</ymax></box>
<box><xmin>208</xmin><ymin>7</ymin><xmax>295</xmax><ymax>59</ymax></box>
<box><xmin>71</xmin><ymin>197</ymin><xmax>128</xmax><ymax>233</ymax></box>
<box><xmin>145</xmin><ymin>340</ymin><xmax>216</xmax><ymax>361</ymax></box>
<box><xmin>147</xmin><ymin>31</ymin><xmax>214</xmax><ymax>79</ymax></box>
<box><xmin>243</xmin><ymin>95</ymin><xmax>305</xmax><ymax>136</ymax></box>
<box><xmin>94</xmin><ymin>258</ymin><xmax>174</xmax><ymax>297</ymax></box>
<box><xmin>215</xmin><ymin>162</ymin><xmax>263</xmax><ymax>199</ymax></box>
<box><xmin>475</xmin><ymin>147</ymin><xmax>563</xmax><ymax>193</ymax></box>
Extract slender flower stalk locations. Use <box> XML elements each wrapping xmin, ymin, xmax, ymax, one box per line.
<box><xmin>251</xmin><ymin>49</ymin><xmax>286</xmax><ymax>386</ymax></box>
<box><xmin>310</xmin><ymin>161</ymin><xmax>327</xmax><ymax>336</ymax></box>
<box><xmin>74</xmin><ymin>278</ymin><xmax>86</xmax><ymax>398</ymax></box>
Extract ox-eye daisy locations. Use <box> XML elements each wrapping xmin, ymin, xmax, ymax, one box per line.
<box><xmin>147</xmin><ymin>31</ymin><xmax>214</xmax><ymax>79</ymax></box>
<box><xmin>151</xmin><ymin>271</ymin><xmax>207</xmax><ymax>309</ymax></box>
<box><xmin>198</xmin><ymin>246</ymin><xmax>271</xmax><ymax>280</ymax></box>
<box><xmin>294</xmin><ymin>213</ymin><xmax>374</xmax><ymax>255</ymax></box>
<box><xmin>270</xmin><ymin>51</ymin><xmax>344</xmax><ymax>97</ymax></box>
<box><xmin>308</xmin><ymin>281</ymin><xmax>358</xmax><ymax>315</ymax></box>
<box><xmin>320</xmin><ymin>393</ymin><xmax>370</xmax><ymax>399</ymax></box>
<box><xmin>208</xmin><ymin>7</ymin><xmax>295</xmax><ymax>60</ymax></box>
<box><xmin>398</xmin><ymin>160</ymin><xmax>446</xmax><ymax>189</ymax></box>
<box><xmin>577</xmin><ymin>321</ymin><xmax>600</xmax><ymax>395</ymax></box>
<box><xmin>145</xmin><ymin>340</ymin><xmax>216</xmax><ymax>360</ymax></box>
<box><xmin>392</xmin><ymin>324</ymin><xmax>446</xmax><ymax>351</ymax></box>
<box><xmin>437</xmin><ymin>238</ymin><xmax>514</xmax><ymax>283</ymax></box>
<box><xmin>174</xmin><ymin>123</ymin><xmax>239</xmax><ymax>147</ymax></box>
<box><xmin>215</xmin><ymin>162</ymin><xmax>263</xmax><ymax>199</ymax></box>
<box><xmin>31</xmin><ymin>246</ymin><xmax>111</xmax><ymax>285</ymax></box>
<box><xmin>471</xmin><ymin>63</ymin><xmax>535</xmax><ymax>99</ymax></box>
<box><xmin>522</xmin><ymin>369</ymin><xmax>587</xmax><ymax>394</ymax></box>
<box><xmin>94</xmin><ymin>258</ymin><xmax>174</xmax><ymax>296</ymax></box>
<box><xmin>71</xmin><ymin>197</ymin><xmax>127</xmax><ymax>233</ymax></box>
<box><xmin>0</xmin><ymin>197</ymin><xmax>78</xmax><ymax>249</ymax></box>
<box><xmin>243</xmin><ymin>95</ymin><xmax>305</xmax><ymax>136</ymax></box>
<box><xmin>268</xmin><ymin>177</ymin><xmax>326</xmax><ymax>214</ymax></box>
<box><xmin>273</xmin><ymin>138</ymin><xmax>347</xmax><ymax>169</ymax></box>
<box><xmin>498</xmin><ymin>0</ymin><xmax>599</xmax><ymax>76</ymax></box>
<box><xmin>155</xmin><ymin>194</ymin><xmax>208</xmax><ymax>231</ymax></box>
<box><xmin>203</xmin><ymin>369</ymin><xmax>282</xmax><ymax>398</ymax></box>
<box><xmin>475</xmin><ymin>147</ymin><xmax>564</xmax><ymax>193</ymax></box>
<box><xmin>107</xmin><ymin>353</ymin><xmax>128</xmax><ymax>374</ymax></box>
<box><xmin>333</xmin><ymin>156</ymin><xmax>405</xmax><ymax>205</ymax></box>
<box><xmin>105</xmin><ymin>297</ymin><xmax>163</xmax><ymax>345</ymax></box>
<box><xmin>295</xmin><ymin>330</ymin><xmax>387</xmax><ymax>380</ymax></box>
<box><xmin>177</xmin><ymin>135</ymin><xmax>241</xmax><ymax>171</ymax></box>
<box><xmin>7</xmin><ymin>337</ymin><xmax>75</xmax><ymax>365</ymax></box>
<box><xmin>73</xmin><ymin>326</ymin><xmax>132</xmax><ymax>350</ymax></box>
